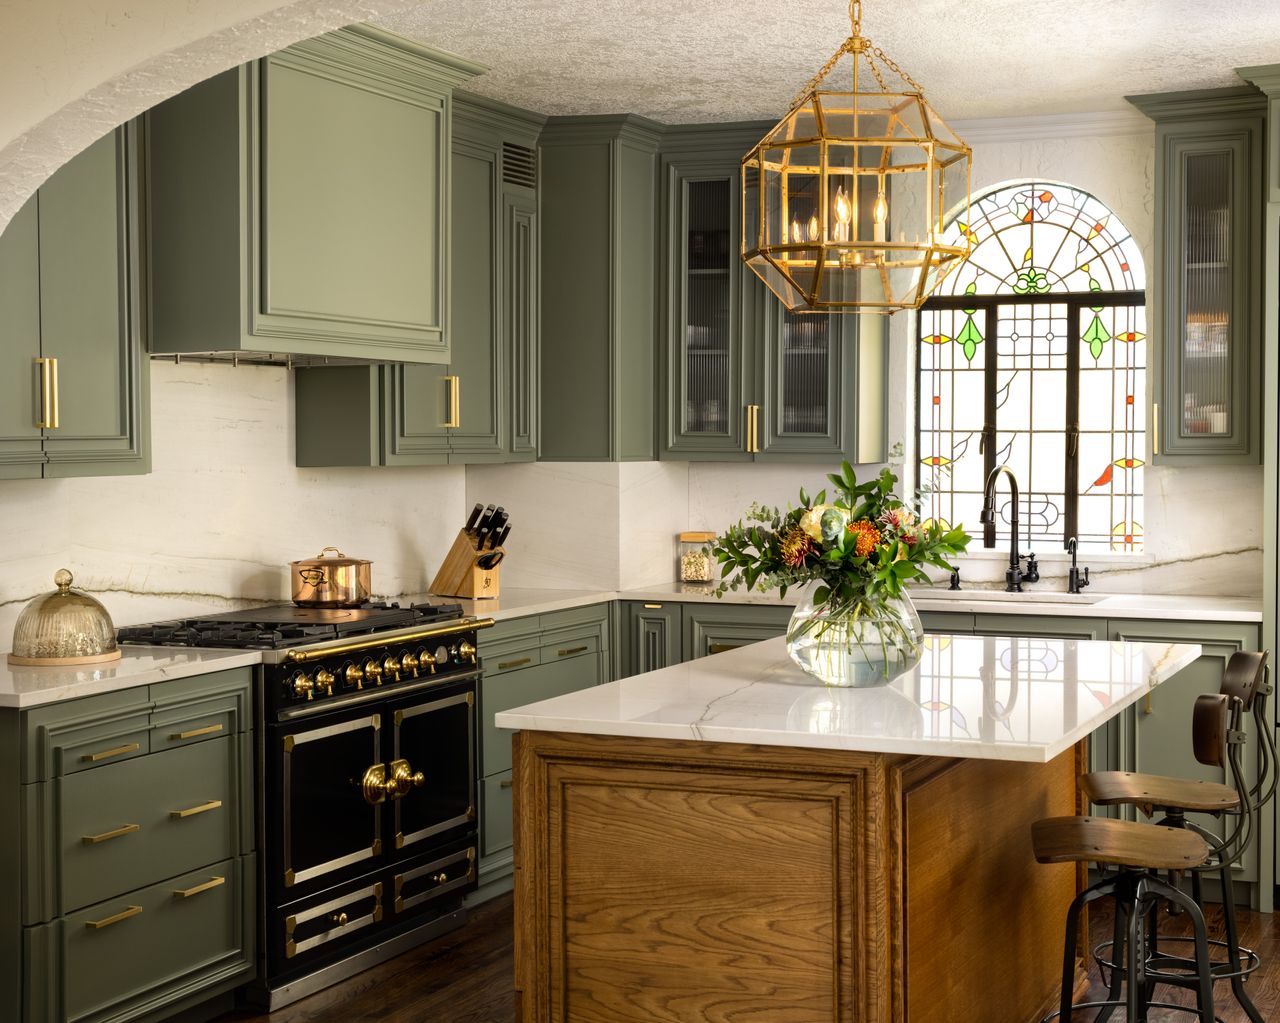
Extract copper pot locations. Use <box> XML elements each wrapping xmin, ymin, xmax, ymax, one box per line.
<box><xmin>291</xmin><ymin>548</ymin><xmax>372</xmax><ymax>608</ymax></box>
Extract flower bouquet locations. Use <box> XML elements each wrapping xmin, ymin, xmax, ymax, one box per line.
<box><xmin>710</xmin><ymin>462</ymin><xmax>970</xmax><ymax>686</ymax></box>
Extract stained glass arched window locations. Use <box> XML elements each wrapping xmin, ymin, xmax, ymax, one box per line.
<box><xmin>917</xmin><ymin>181</ymin><xmax>1146</xmax><ymax>554</ymax></box>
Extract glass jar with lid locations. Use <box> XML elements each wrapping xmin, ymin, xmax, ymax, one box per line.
<box><xmin>677</xmin><ymin>532</ymin><xmax>717</xmax><ymax>584</ymax></box>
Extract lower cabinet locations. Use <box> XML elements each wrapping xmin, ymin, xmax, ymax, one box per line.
<box><xmin>619</xmin><ymin>602</ymin><xmax>684</xmax><ymax>677</ymax></box>
<box><xmin>472</xmin><ymin>604</ymin><xmax>611</xmax><ymax>898</ymax></box>
<box><xmin>681</xmin><ymin>603</ymin><xmax>793</xmax><ymax>659</ymax></box>
<box><xmin>4</xmin><ymin>668</ymin><xmax>255</xmax><ymax>1023</ymax></box>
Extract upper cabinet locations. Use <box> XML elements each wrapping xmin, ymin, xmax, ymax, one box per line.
<box><xmin>1129</xmin><ymin>86</ymin><xmax>1265</xmax><ymax>464</ymax></box>
<box><xmin>0</xmin><ymin>125</ymin><xmax>149</xmax><ymax>480</ymax></box>
<box><xmin>294</xmin><ymin>94</ymin><xmax>543</xmax><ymax>466</ymax></box>
<box><xmin>658</xmin><ymin>126</ymin><xmax>887</xmax><ymax>464</ymax></box>
<box><xmin>147</xmin><ymin>26</ymin><xmax>484</xmax><ymax>364</ymax></box>
<box><xmin>538</xmin><ymin>116</ymin><xmax>662</xmax><ymax>461</ymax></box>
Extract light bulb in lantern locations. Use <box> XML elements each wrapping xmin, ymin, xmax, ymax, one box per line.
<box><xmin>873</xmin><ymin>189</ymin><xmax>889</xmax><ymax>243</ymax></box>
<box><xmin>833</xmin><ymin>186</ymin><xmax>852</xmax><ymax>242</ymax></box>
<box><xmin>790</xmin><ymin>216</ymin><xmax>802</xmax><ymax>244</ymax></box>
<box><xmin>807</xmin><ymin>214</ymin><xmax>820</xmax><ymax>242</ymax></box>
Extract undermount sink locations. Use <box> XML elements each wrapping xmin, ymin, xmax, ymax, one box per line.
<box><xmin>910</xmin><ymin>586</ymin><xmax>1109</xmax><ymax>606</ymax></box>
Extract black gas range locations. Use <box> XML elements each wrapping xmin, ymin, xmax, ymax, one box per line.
<box><xmin>119</xmin><ymin>601</ymin><xmax>495</xmax><ymax>1008</ymax></box>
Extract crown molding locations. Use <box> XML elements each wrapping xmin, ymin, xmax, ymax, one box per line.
<box><xmin>1126</xmin><ymin>84</ymin><xmax>1265</xmax><ymax>120</ymax></box>
<box><xmin>949</xmin><ymin>109</ymin><xmax>1152</xmax><ymax>145</ymax></box>
<box><xmin>1238</xmin><ymin>63</ymin><xmax>1280</xmax><ymax>97</ymax></box>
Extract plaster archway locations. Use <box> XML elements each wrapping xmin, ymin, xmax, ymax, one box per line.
<box><xmin>0</xmin><ymin>0</ymin><xmax>425</xmax><ymax>234</ymax></box>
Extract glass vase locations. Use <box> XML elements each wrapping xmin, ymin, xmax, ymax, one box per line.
<box><xmin>785</xmin><ymin>591</ymin><xmax>924</xmax><ymax>688</ymax></box>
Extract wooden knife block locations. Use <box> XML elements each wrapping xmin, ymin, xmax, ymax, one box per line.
<box><xmin>430</xmin><ymin>529</ymin><xmax>503</xmax><ymax>599</ymax></box>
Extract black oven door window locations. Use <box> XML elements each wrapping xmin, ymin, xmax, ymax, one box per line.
<box><xmin>390</xmin><ymin>688</ymin><xmax>476</xmax><ymax>852</ymax></box>
<box><xmin>279</xmin><ymin>712</ymin><xmax>383</xmax><ymax>889</ymax></box>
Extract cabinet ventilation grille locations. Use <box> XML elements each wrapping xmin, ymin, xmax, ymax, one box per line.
<box><xmin>502</xmin><ymin>143</ymin><xmax>537</xmax><ymax>189</ymax></box>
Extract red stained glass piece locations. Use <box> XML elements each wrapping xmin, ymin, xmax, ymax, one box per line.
<box><xmin>1126</xmin><ymin>394</ymin><xmax>1134</xmax><ymax>404</ymax></box>
<box><xmin>933</xmin><ymin>395</ymin><xmax>941</xmax><ymax>405</ymax></box>
<box><xmin>1120</xmin><ymin>262</ymin><xmax>1129</xmax><ymax>271</ymax></box>
<box><xmin>1124</xmin><ymin>535</ymin><xmax>1133</xmax><ymax>544</ymax></box>
<box><xmin>1039</xmin><ymin>191</ymin><xmax>1053</xmax><ymax>202</ymax></box>
<box><xmin>1022</xmin><ymin>212</ymin><xmax>1034</xmax><ymax>224</ymax></box>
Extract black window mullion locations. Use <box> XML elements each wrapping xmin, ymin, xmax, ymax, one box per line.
<box><xmin>981</xmin><ymin>299</ymin><xmax>998</xmax><ymax>549</ymax></box>
<box><xmin>1064</xmin><ymin>297</ymin><xmax>1081</xmax><ymax>550</ymax></box>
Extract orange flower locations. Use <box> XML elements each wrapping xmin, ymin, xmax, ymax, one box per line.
<box><xmin>779</xmin><ymin>526</ymin><xmax>815</xmax><ymax>567</ymax></box>
<box><xmin>847</xmin><ymin>518</ymin><xmax>882</xmax><ymax>557</ymax></box>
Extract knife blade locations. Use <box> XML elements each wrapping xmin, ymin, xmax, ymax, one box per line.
<box><xmin>464</xmin><ymin>503</ymin><xmax>484</xmax><ymax>533</ymax></box>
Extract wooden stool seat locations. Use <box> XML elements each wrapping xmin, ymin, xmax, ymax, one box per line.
<box><xmin>1032</xmin><ymin>815</ymin><xmax>1210</xmax><ymax>871</ymax></box>
<box><xmin>1082</xmin><ymin>770</ymin><xmax>1240</xmax><ymax>814</ymax></box>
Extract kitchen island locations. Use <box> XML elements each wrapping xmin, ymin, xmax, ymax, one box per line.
<box><xmin>496</xmin><ymin>633</ymin><xmax>1200</xmax><ymax>1023</ymax></box>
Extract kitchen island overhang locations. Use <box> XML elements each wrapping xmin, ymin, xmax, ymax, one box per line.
<box><xmin>498</xmin><ymin>634</ymin><xmax>1200</xmax><ymax>1023</ymax></box>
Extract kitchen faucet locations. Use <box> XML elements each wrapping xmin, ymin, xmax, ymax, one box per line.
<box><xmin>1067</xmin><ymin>537</ymin><xmax>1090</xmax><ymax>594</ymax></box>
<box><xmin>979</xmin><ymin>465</ymin><xmax>1039</xmax><ymax>593</ymax></box>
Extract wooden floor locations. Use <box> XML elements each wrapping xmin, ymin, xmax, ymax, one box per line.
<box><xmin>217</xmin><ymin>893</ymin><xmax>1280</xmax><ymax>1023</ymax></box>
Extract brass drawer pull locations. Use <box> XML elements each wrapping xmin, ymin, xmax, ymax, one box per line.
<box><xmin>85</xmin><ymin>904</ymin><xmax>141</xmax><ymax>930</ymax></box>
<box><xmin>497</xmin><ymin>657</ymin><xmax>532</xmax><ymax>670</ymax></box>
<box><xmin>81</xmin><ymin>742</ymin><xmax>140</xmax><ymax>763</ymax></box>
<box><xmin>173</xmin><ymin>876</ymin><xmax>225</xmax><ymax>899</ymax></box>
<box><xmin>558</xmin><ymin>645</ymin><xmax>589</xmax><ymax>657</ymax></box>
<box><xmin>34</xmin><ymin>356</ymin><xmax>60</xmax><ymax>429</ymax></box>
<box><xmin>643</xmin><ymin>603</ymin><xmax>663</xmax><ymax>609</ymax></box>
<box><xmin>499</xmin><ymin>779</ymin><xmax>513</xmax><ymax>790</ymax></box>
<box><xmin>83</xmin><ymin>823</ymin><xmax>140</xmax><ymax>845</ymax></box>
<box><xmin>169</xmin><ymin>723</ymin><xmax>223</xmax><ymax>740</ymax></box>
<box><xmin>433</xmin><ymin>872</ymin><xmax>450</xmax><ymax>884</ymax></box>
<box><xmin>171</xmin><ymin>799</ymin><xmax>223</xmax><ymax>819</ymax></box>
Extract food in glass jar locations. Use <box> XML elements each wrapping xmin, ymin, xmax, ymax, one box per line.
<box><xmin>680</xmin><ymin>549</ymin><xmax>712</xmax><ymax>582</ymax></box>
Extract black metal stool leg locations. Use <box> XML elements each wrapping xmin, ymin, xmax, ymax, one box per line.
<box><xmin>1092</xmin><ymin>896</ymin><xmax>1127</xmax><ymax>1023</ymax></box>
<box><xmin>1154</xmin><ymin>877</ymin><xmax>1216</xmax><ymax>1023</ymax></box>
<box><xmin>1126</xmin><ymin>884</ymin><xmax>1147</xmax><ymax>1023</ymax></box>
<box><xmin>1059</xmin><ymin>886</ymin><xmax>1092</xmax><ymax>1022</ymax></box>
<box><xmin>1220</xmin><ymin>863</ymin><xmax>1265</xmax><ymax>1023</ymax></box>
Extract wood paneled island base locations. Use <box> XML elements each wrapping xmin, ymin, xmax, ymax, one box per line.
<box><xmin>512</xmin><ymin>730</ymin><xmax>1086</xmax><ymax>1023</ymax></box>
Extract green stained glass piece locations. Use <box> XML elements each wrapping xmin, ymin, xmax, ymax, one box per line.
<box><xmin>1083</xmin><ymin>313</ymin><xmax>1109</xmax><ymax>360</ymax></box>
<box><xmin>956</xmin><ymin>314</ymin><xmax>983</xmax><ymax>363</ymax></box>
<box><xmin>1013</xmin><ymin>268</ymin><xmax>1050</xmax><ymax>295</ymax></box>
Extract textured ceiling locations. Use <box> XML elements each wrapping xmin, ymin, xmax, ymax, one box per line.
<box><xmin>375</xmin><ymin>0</ymin><xmax>1280</xmax><ymax>123</ymax></box>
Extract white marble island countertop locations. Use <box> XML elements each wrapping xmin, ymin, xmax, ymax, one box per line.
<box><xmin>496</xmin><ymin>633</ymin><xmax>1200</xmax><ymax>763</ymax></box>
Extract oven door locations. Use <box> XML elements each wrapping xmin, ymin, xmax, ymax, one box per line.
<box><xmin>271</xmin><ymin>709</ymin><xmax>384</xmax><ymax>892</ymax></box>
<box><xmin>389</xmin><ymin>680</ymin><xmax>477</xmax><ymax>854</ymax></box>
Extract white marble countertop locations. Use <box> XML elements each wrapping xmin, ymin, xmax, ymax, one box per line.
<box><xmin>495</xmin><ymin>633</ymin><xmax>1201</xmax><ymax>763</ymax></box>
<box><xmin>0</xmin><ymin>647</ymin><xmax>263</xmax><ymax>709</ymax></box>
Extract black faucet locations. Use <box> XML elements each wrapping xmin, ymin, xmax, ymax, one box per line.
<box><xmin>979</xmin><ymin>465</ymin><xmax>1038</xmax><ymax>593</ymax></box>
<box><xmin>1067</xmin><ymin>537</ymin><xmax>1090</xmax><ymax>594</ymax></box>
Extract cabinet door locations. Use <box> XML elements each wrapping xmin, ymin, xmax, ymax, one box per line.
<box><xmin>971</xmin><ymin>614</ymin><xmax>1107</xmax><ymax>640</ymax></box>
<box><xmin>384</xmin><ymin>364</ymin><xmax>450</xmax><ymax>465</ymax></box>
<box><xmin>0</xmin><ymin>195</ymin><xmax>44</xmax><ymax>478</ymax></box>
<box><xmin>1111</xmin><ymin>619</ymin><xmax>1261</xmax><ymax>881</ymax></box>
<box><xmin>256</xmin><ymin>49</ymin><xmax>449</xmax><ymax>359</ymax></box>
<box><xmin>447</xmin><ymin>138</ymin><xmax>503</xmax><ymax>462</ymax></box>
<box><xmin>38</xmin><ymin>127</ymin><xmax>147</xmax><ymax>477</ymax></box>
<box><xmin>504</xmin><ymin>184</ymin><xmax>538</xmax><ymax>459</ymax></box>
<box><xmin>682</xmin><ymin>603</ymin><xmax>792</xmax><ymax>660</ymax></box>
<box><xmin>621</xmin><ymin>603</ymin><xmax>683</xmax><ymax>678</ymax></box>
<box><xmin>662</xmin><ymin>169</ymin><xmax>749</xmax><ymax>460</ymax></box>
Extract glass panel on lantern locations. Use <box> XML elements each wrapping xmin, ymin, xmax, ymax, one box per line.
<box><xmin>750</xmin><ymin>253</ymin><xmax>807</xmax><ymax>309</ymax></box>
<box><xmin>921</xmin><ymin>102</ymin><xmax>965</xmax><ymax>148</ymax></box>
<box><xmin>824</xmin><ymin>142</ymin><xmax>858</xmax><ymax>247</ymax></box>
<box><xmin>937</xmin><ymin>148</ymin><xmax>971</xmax><ymax>235</ymax></box>
<box><xmin>814</xmin><ymin>91</ymin><xmax>857</xmax><ymax>140</ymax></box>
<box><xmin>761</xmin><ymin>148</ymin><xmax>786</xmax><ymax>248</ymax></box>
<box><xmin>889</xmin><ymin>97</ymin><xmax>928</xmax><ymax>140</ymax></box>
<box><xmin>783</xmin><ymin>248</ymin><xmax>822</xmax><ymax>302</ymax></box>
<box><xmin>787</xmin><ymin>98</ymin><xmax>821</xmax><ymax>142</ymax></box>
<box><xmin>741</xmin><ymin>160</ymin><xmax>761</xmax><ymax>255</ymax></box>
<box><xmin>887</xmin><ymin>143</ymin><xmax>931</xmax><ymax>246</ymax></box>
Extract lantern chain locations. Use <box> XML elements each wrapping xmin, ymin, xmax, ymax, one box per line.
<box><xmin>786</xmin><ymin>2</ymin><xmax>924</xmax><ymax>110</ymax></box>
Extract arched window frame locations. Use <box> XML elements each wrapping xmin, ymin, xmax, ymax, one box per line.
<box><xmin>916</xmin><ymin>180</ymin><xmax>1147</xmax><ymax>554</ymax></box>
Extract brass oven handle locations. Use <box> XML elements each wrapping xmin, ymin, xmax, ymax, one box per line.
<box><xmin>170</xmin><ymin>799</ymin><xmax>223</xmax><ymax>819</ymax></box>
<box><xmin>285</xmin><ymin>619</ymin><xmax>495</xmax><ymax>664</ymax></box>
<box><xmin>173</xmin><ymin>876</ymin><xmax>225</xmax><ymax>899</ymax></box>
<box><xmin>497</xmin><ymin>657</ymin><xmax>531</xmax><ymax>670</ymax></box>
<box><xmin>169</xmin><ymin>723</ymin><xmax>223</xmax><ymax>741</ymax></box>
<box><xmin>85</xmin><ymin>905</ymin><xmax>141</xmax><ymax>930</ymax></box>
<box><xmin>362</xmin><ymin>760</ymin><xmax>426</xmax><ymax>804</ymax></box>
<box><xmin>558</xmin><ymin>646</ymin><xmax>589</xmax><ymax>657</ymax></box>
<box><xmin>83</xmin><ymin>823</ymin><xmax>140</xmax><ymax>845</ymax></box>
<box><xmin>82</xmin><ymin>742</ymin><xmax>140</xmax><ymax>763</ymax></box>
<box><xmin>444</xmin><ymin>375</ymin><xmax>461</xmax><ymax>429</ymax></box>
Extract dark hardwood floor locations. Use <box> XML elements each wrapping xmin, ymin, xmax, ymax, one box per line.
<box><xmin>217</xmin><ymin>893</ymin><xmax>1280</xmax><ymax>1022</ymax></box>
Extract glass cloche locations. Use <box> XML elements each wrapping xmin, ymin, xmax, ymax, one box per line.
<box><xmin>8</xmin><ymin>569</ymin><xmax>121</xmax><ymax>666</ymax></box>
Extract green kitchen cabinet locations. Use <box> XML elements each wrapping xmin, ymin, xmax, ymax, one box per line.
<box><xmin>658</xmin><ymin>125</ymin><xmax>888</xmax><ymax>464</ymax></box>
<box><xmin>1129</xmin><ymin>87</ymin><xmax>1266</xmax><ymax>464</ymax></box>
<box><xmin>619</xmin><ymin>601</ymin><xmax>684</xmax><ymax>678</ymax></box>
<box><xmin>971</xmin><ymin>614</ymin><xmax>1108</xmax><ymax>641</ymax></box>
<box><xmin>918</xmin><ymin>611</ymin><xmax>975</xmax><ymax>634</ymax></box>
<box><xmin>0</xmin><ymin>126</ymin><xmax>148</xmax><ymax>481</ymax></box>
<box><xmin>2</xmin><ymin>668</ymin><xmax>255</xmax><ymax>1023</ymax></box>
<box><xmin>538</xmin><ymin>115</ymin><xmax>662</xmax><ymax>460</ymax></box>
<box><xmin>147</xmin><ymin>26</ymin><xmax>483</xmax><ymax>364</ymax></box>
<box><xmin>295</xmin><ymin>95</ymin><xmax>543</xmax><ymax>467</ymax></box>
<box><xmin>682</xmin><ymin>602</ymin><xmax>793</xmax><ymax>659</ymax></box>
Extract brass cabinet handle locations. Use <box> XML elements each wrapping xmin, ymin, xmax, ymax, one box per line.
<box><xmin>1144</xmin><ymin>691</ymin><xmax>1153</xmax><ymax>715</ymax></box>
<box><xmin>432</xmin><ymin>872</ymin><xmax>449</xmax><ymax>884</ymax></box>
<box><xmin>83</xmin><ymin>822</ymin><xmax>140</xmax><ymax>845</ymax></box>
<box><xmin>499</xmin><ymin>779</ymin><xmax>513</xmax><ymax>790</ymax></box>
<box><xmin>173</xmin><ymin>876</ymin><xmax>225</xmax><ymax>899</ymax></box>
<box><xmin>169</xmin><ymin>723</ymin><xmax>223</xmax><ymax>741</ymax></box>
<box><xmin>170</xmin><ymin>799</ymin><xmax>223</xmax><ymax>819</ymax></box>
<box><xmin>330</xmin><ymin>911</ymin><xmax>348</xmax><ymax>927</ymax></box>
<box><xmin>497</xmin><ymin>657</ymin><xmax>532</xmax><ymax>670</ymax></box>
<box><xmin>85</xmin><ymin>905</ymin><xmax>141</xmax><ymax>930</ymax></box>
<box><xmin>744</xmin><ymin>405</ymin><xmax>758</xmax><ymax>453</ymax></box>
<box><xmin>444</xmin><ymin>375</ymin><xmax>461</xmax><ymax>428</ymax></box>
<box><xmin>82</xmin><ymin>742</ymin><xmax>140</xmax><ymax>763</ymax></box>
<box><xmin>643</xmin><ymin>603</ymin><xmax>663</xmax><ymax>609</ymax></box>
<box><xmin>1152</xmin><ymin>402</ymin><xmax>1159</xmax><ymax>456</ymax></box>
<box><xmin>34</xmin><ymin>356</ymin><xmax>59</xmax><ymax>429</ymax></box>
<box><xmin>558</xmin><ymin>645</ymin><xmax>589</xmax><ymax>657</ymax></box>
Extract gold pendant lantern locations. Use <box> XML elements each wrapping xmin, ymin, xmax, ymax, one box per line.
<box><xmin>742</xmin><ymin>0</ymin><xmax>973</xmax><ymax>313</ymax></box>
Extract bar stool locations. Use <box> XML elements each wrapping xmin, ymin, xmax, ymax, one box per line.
<box><xmin>1033</xmin><ymin>815</ymin><xmax>1216</xmax><ymax>1021</ymax></box>
<box><xmin>1082</xmin><ymin>650</ymin><xmax>1274</xmax><ymax>1022</ymax></box>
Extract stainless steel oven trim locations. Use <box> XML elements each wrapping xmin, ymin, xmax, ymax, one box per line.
<box><xmin>284</xmin><ymin>881</ymin><xmax>384</xmax><ymax>959</ymax></box>
<box><xmin>282</xmin><ymin>714</ymin><xmax>382</xmax><ymax>888</ymax></box>
<box><xmin>393</xmin><ymin>847</ymin><xmax>476</xmax><ymax>914</ymax></box>
<box><xmin>392</xmin><ymin>690</ymin><xmax>478</xmax><ymax>851</ymax></box>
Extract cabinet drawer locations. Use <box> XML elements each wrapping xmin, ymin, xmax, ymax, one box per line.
<box><xmin>482</xmin><ymin>642</ymin><xmax>542</xmax><ymax>677</ymax></box>
<box><xmin>23</xmin><ymin>689</ymin><xmax>153</xmax><ymax>782</ymax></box>
<box><xmin>58</xmin><ymin>737</ymin><xmax>238</xmax><ymax>914</ymax></box>
<box><xmin>481</xmin><ymin>656</ymin><xmax>601</xmax><ymax>776</ymax></box>
<box><xmin>45</xmin><ymin>857</ymin><xmax>249</xmax><ymax>1023</ymax></box>
<box><xmin>539</xmin><ymin>631</ymin><xmax>600</xmax><ymax>665</ymax></box>
<box><xmin>393</xmin><ymin>843</ymin><xmax>477</xmax><ymax>916</ymax></box>
<box><xmin>149</xmin><ymin>667</ymin><xmax>252</xmax><ymax>752</ymax></box>
<box><xmin>482</xmin><ymin>772</ymin><xmax>514</xmax><ymax>857</ymax></box>
<box><xmin>281</xmin><ymin>877</ymin><xmax>385</xmax><ymax>967</ymax></box>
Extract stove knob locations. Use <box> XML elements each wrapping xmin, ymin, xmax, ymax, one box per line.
<box><xmin>315</xmin><ymin>669</ymin><xmax>335</xmax><ymax>698</ymax></box>
<box><xmin>383</xmin><ymin>656</ymin><xmax>401</xmax><ymax>682</ymax></box>
<box><xmin>292</xmin><ymin>672</ymin><xmax>315</xmax><ymax>701</ymax></box>
<box><xmin>364</xmin><ymin>659</ymin><xmax>383</xmax><ymax>686</ymax></box>
<box><xmin>418</xmin><ymin>648</ymin><xmax>436</xmax><ymax>674</ymax></box>
<box><xmin>458</xmin><ymin>640</ymin><xmax>477</xmax><ymax>665</ymax></box>
<box><xmin>344</xmin><ymin>662</ymin><xmax>364</xmax><ymax>690</ymax></box>
<box><xmin>400</xmin><ymin>651</ymin><xmax>419</xmax><ymax>677</ymax></box>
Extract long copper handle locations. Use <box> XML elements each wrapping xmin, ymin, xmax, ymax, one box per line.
<box><xmin>85</xmin><ymin>905</ymin><xmax>141</xmax><ymax>930</ymax></box>
<box><xmin>173</xmin><ymin>876</ymin><xmax>225</xmax><ymax>899</ymax></box>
